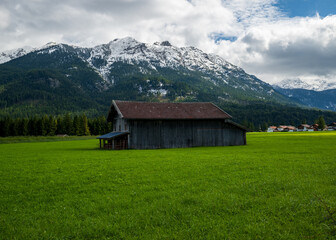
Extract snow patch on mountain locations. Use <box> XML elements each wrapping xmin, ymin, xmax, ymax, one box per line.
<box><xmin>0</xmin><ymin>42</ymin><xmax>70</xmax><ymax>63</ymax></box>
<box><xmin>82</xmin><ymin>37</ymin><xmax>267</xmax><ymax>93</ymax></box>
<box><xmin>274</xmin><ymin>78</ymin><xmax>336</xmax><ymax>91</ymax></box>
<box><xmin>0</xmin><ymin>46</ymin><xmax>33</xmax><ymax>64</ymax></box>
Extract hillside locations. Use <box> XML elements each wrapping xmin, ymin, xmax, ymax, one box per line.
<box><xmin>274</xmin><ymin>87</ymin><xmax>336</xmax><ymax>112</ymax></box>
<box><xmin>0</xmin><ymin>38</ymin><xmax>294</xmax><ymax>115</ymax></box>
<box><xmin>1</xmin><ymin>38</ymin><xmax>336</xmax><ymax>126</ymax></box>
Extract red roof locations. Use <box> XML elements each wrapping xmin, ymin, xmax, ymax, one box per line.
<box><xmin>111</xmin><ymin>100</ymin><xmax>232</xmax><ymax>120</ymax></box>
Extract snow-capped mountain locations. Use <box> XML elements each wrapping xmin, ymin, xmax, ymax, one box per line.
<box><xmin>0</xmin><ymin>37</ymin><xmax>297</xmax><ymax>116</ymax></box>
<box><xmin>274</xmin><ymin>78</ymin><xmax>336</xmax><ymax>91</ymax></box>
<box><xmin>0</xmin><ymin>37</ymin><xmax>274</xmax><ymax>93</ymax></box>
<box><xmin>274</xmin><ymin>78</ymin><xmax>336</xmax><ymax>111</ymax></box>
<box><xmin>0</xmin><ymin>42</ymin><xmax>66</xmax><ymax>64</ymax></box>
<box><xmin>0</xmin><ymin>46</ymin><xmax>33</xmax><ymax>64</ymax></box>
<box><xmin>84</xmin><ymin>37</ymin><xmax>241</xmax><ymax>83</ymax></box>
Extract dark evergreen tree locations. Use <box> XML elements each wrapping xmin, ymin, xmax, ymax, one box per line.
<box><xmin>0</xmin><ymin>117</ymin><xmax>11</xmax><ymax>137</ymax></box>
<box><xmin>56</xmin><ymin>116</ymin><xmax>64</xmax><ymax>134</ymax></box>
<box><xmin>64</xmin><ymin>113</ymin><xmax>73</xmax><ymax>135</ymax></box>
<box><xmin>80</xmin><ymin>114</ymin><xmax>90</xmax><ymax>136</ymax></box>
<box><xmin>261</xmin><ymin>122</ymin><xmax>268</xmax><ymax>132</ymax></box>
<box><xmin>72</xmin><ymin>115</ymin><xmax>80</xmax><ymax>136</ymax></box>
<box><xmin>22</xmin><ymin>118</ymin><xmax>29</xmax><ymax>136</ymax></box>
<box><xmin>41</xmin><ymin>115</ymin><xmax>49</xmax><ymax>136</ymax></box>
<box><xmin>248</xmin><ymin>122</ymin><xmax>255</xmax><ymax>132</ymax></box>
<box><xmin>316</xmin><ymin>116</ymin><xmax>326</xmax><ymax>130</ymax></box>
<box><xmin>98</xmin><ymin>116</ymin><xmax>107</xmax><ymax>134</ymax></box>
<box><xmin>48</xmin><ymin>115</ymin><xmax>57</xmax><ymax>136</ymax></box>
<box><xmin>10</xmin><ymin>118</ymin><xmax>20</xmax><ymax>136</ymax></box>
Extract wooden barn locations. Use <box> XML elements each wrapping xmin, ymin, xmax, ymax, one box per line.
<box><xmin>98</xmin><ymin>100</ymin><xmax>247</xmax><ymax>150</ymax></box>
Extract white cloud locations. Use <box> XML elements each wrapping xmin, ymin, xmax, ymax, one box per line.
<box><xmin>0</xmin><ymin>0</ymin><xmax>336</xmax><ymax>85</ymax></box>
<box><xmin>216</xmin><ymin>14</ymin><xmax>336</xmax><ymax>83</ymax></box>
<box><xmin>0</xmin><ymin>7</ymin><xmax>10</xmax><ymax>29</ymax></box>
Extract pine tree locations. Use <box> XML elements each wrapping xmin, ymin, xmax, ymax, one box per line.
<box><xmin>28</xmin><ymin>117</ymin><xmax>35</xmax><ymax>136</ymax></box>
<box><xmin>316</xmin><ymin>116</ymin><xmax>326</xmax><ymax>130</ymax></box>
<box><xmin>34</xmin><ymin>117</ymin><xmax>42</xmax><ymax>136</ymax></box>
<box><xmin>41</xmin><ymin>115</ymin><xmax>49</xmax><ymax>136</ymax></box>
<box><xmin>242</xmin><ymin>119</ymin><xmax>249</xmax><ymax>128</ymax></box>
<box><xmin>1</xmin><ymin>117</ymin><xmax>11</xmax><ymax>137</ymax></box>
<box><xmin>88</xmin><ymin>119</ymin><xmax>97</xmax><ymax>135</ymax></box>
<box><xmin>261</xmin><ymin>122</ymin><xmax>268</xmax><ymax>132</ymax></box>
<box><xmin>72</xmin><ymin>115</ymin><xmax>80</xmax><ymax>136</ymax></box>
<box><xmin>56</xmin><ymin>116</ymin><xmax>64</xmax><ymax>134</ymax></box>
<box><xmin>98</xmin><ymin>116</ymin><xmax>107</xmax><ymax>134</ymax></box>
<box><xmin>80</xmin><ymin>114</ymin><xmax>90</xmax><ymax>136</ymax></box>
<box><xmin>64</xmin><ymin>113</ymin><xmax>73</xmax><ymax>135</ymax></box>
<box><xmin>48</xmin><ymin>115</ymin><xmax>57</xmax><ymax>136</ymax></box>
<box><xmin>22</xmin><ymin>118</ymin><xmax>29</xmax><ymax>136</ymax></box>
<box><xmin>248</xmin><ymin>122</ymin><xmax>255</xmax><ymax>132</ymax></box>
<box><xmin>11</xmin><ymin>118</ymin><xmax>20</xmax><ymax>136</ymax></box>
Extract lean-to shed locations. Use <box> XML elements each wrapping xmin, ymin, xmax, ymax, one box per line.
<box><xmin>99</xmin><ymin>100</ymin><xmax>247</xmax><ymax>149</ymax></box>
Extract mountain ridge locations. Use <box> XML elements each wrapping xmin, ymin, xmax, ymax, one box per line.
<box><xmin>274</xmin><ymin>78</ymin><xmax>336</xmax><ymax>91</ymax></box>
<box><xmin>1</xmin><ymin>37</ymin><xmax>290</xmax><ymax>104</ymax></box>
<box><xmin>1</xmin><ymin>37</ymin><xmax>336</xmax><ymax>126</ymax></box>
<box><xmin>5</xmin><ymin>37</ymin><xmax>336</xmax><ymax>127</ymax></box>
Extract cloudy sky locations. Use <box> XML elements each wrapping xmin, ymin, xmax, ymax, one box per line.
<box><xmin>1</xmin><ymin>0</ymin><xmax>336</xmax><ymax>84</ymax></box>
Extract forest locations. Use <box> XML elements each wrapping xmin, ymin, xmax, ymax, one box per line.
<box><xmin>0</xmin><ymin>113</ymin><xmax>112</xmax><ymax>137</ymax></box>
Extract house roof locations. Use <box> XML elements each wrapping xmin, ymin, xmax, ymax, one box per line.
<box><xmin>108</xmin><ymin>100</ymin><xmax>232</xmax><ymax>120</ymax></box>
<box><xmin>299</xmin><ymin>124</ymin><xmax>311</xmax><ymax>128</ymax></box>
<box><xmin>286</xmin><ymin>126</ymin><xmax>296</xmax><ymax>130</ymax></box>
<box><xmin>96</xmin><ymin>131</ymin><xmax>129</xmax><ymax>139</ymax></box>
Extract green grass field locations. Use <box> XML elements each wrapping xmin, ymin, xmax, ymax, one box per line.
<box><xmin>0</xmin><ymin>132</ymin><xmax>336</xmax><ymax>239</ymax></box>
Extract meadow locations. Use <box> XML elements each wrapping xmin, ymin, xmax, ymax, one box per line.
<box><xmin>0</xmin><ymin>132</ymin><xmax>335</xmax><ymax>239</ymax></box>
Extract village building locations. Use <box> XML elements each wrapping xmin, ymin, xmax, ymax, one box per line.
<box><xmin>327</xmin><ymin>122</ymin><xmax>336</xmax><ymax>131</ymax></box>
<box><xmin>298</xmin><ymin>124</ymin><xmax>315</xmax><ymax>132</ymax></box>
<box><xmin>98</xmin><ymin>100</ymin><xmax>247</xmax><ymax>150</ymax></box>
<box><xmin>312</xmin><ymin>124</ymin><xmax>319</xmax><ymax>131</ymax></box>
<box><xmin>298</xmin><ymin>124</ymin><xmax>310</xmax><ymax>131</ymax></box>
<box><xmin>267</xmin><ymin>126</ymin><xmax>277</xmax><ymax>132</ymax></box>
<box><xmin>283</xmin><ymin>126</ymin><xmax>297</xmax><ymax>132</ymax></box>
<box><xmin>277</xmin><ymin>126</ymin><xmax>285</xmax><ymax>132</ymax></box>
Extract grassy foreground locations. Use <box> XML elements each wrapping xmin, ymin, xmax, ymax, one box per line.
<box><xmin>0</xmin><ymin>132</ymin><xmax>336</xmax><ymax>239</ymax></box>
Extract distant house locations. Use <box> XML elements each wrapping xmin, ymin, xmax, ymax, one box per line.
<box><xmin>267</xmin><ymin>126</ymin><xmax>277</xmax><ymax>132</ymax></box>
<box><xmin>270</xmin><ymin>125</ymin><xmax>297</xmax><ymax>132</ymax></box>
<box><xmin>312</xmin><ymin>124</ymin><xmax>319</xmax><ymax>131</ymax></box>
<box><xmin>298</xmin><ymin>124</ymin><xmax>313</xmax><ymax>132</ymax></box>
<box><xmin>283</xmin><ymin>126</ymin><xmax>297</xmax><ymax>132</ymax></box>
<box><xmin>277</xmin><ymin>126</ymin><xmax>285</xmax><ymax>132</ymax></box>
<box><xmin>98</xmin><ymin>100</ymin><xmax>247</xmax><ymax>150</ymax></box>
<box><xmin>327</xmin><ymin>122</ymin><xmax>336</xmax><ymax>131</ymax></box>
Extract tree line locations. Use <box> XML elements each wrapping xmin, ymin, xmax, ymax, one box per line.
<box><xmin>0</xmin><ymin>113</ymin><xmax>112</xmax><ymax>137</ymax></box>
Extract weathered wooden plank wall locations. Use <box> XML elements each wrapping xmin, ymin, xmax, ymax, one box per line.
<box><xmin>128</xmin><ymin>119</ymin><xmax>245</xmax><ymax>149</ymax></box>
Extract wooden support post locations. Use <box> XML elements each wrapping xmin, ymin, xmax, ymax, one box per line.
<box><xmin>99</xmin><ymin>139</ymin><xmax>101</xmax><ymax>149</ymax></box>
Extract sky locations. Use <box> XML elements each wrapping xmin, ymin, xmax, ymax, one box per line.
<box><xmin>1</xmin><ymin>0</ymin><xmax>336</xmax><ymax>84</ymax></box>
